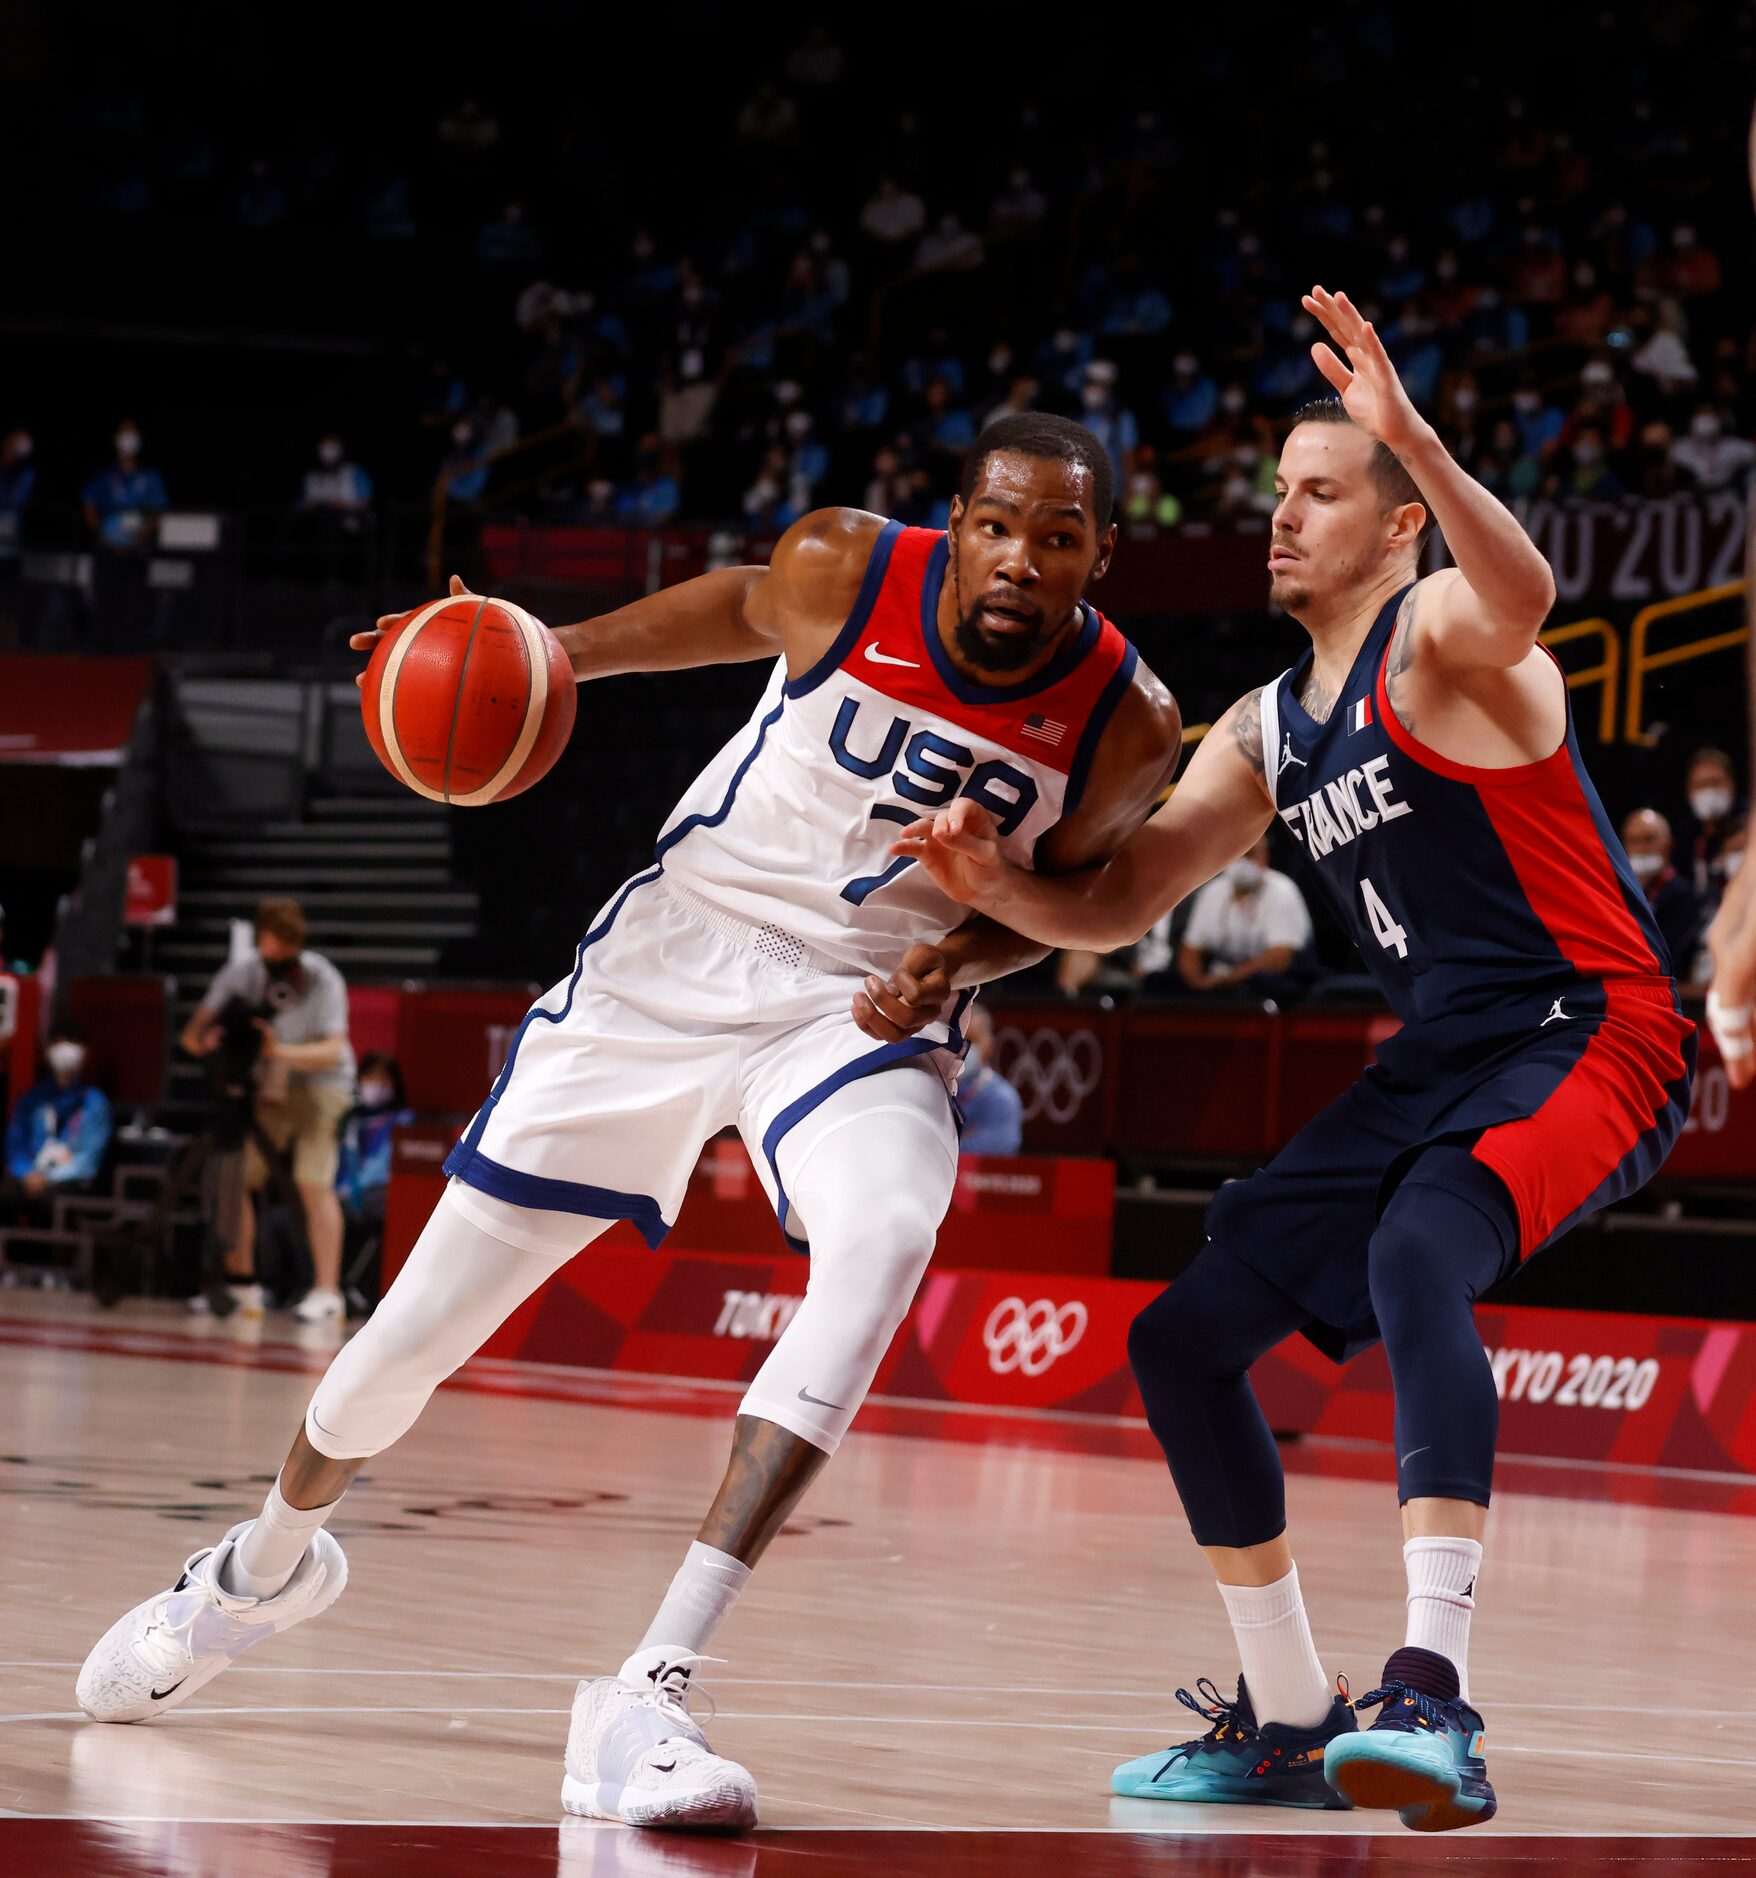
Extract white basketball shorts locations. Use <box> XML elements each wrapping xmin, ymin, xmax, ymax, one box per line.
<box><xmin>442</xmin><ymin>870</ymin><xmax>970</xmax><ymax>1250</ymax></box>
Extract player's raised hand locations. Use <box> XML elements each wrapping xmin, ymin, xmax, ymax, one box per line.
<box><xmin>350</xmin><ymin>574</ymin><xmax>479</xmax><ymax>688</ymax></box>
<box><xmin>1303</xmin><ymin>286</ymin><xmax>1426</xmax><ymax>455</ymax></box>
<box><xmin>852</xmin><ymin>943</ymin><xmax>953</xmax><ymax>1043</ymax></box>
<box><xmin>887</xmin><ymin>797</ymin><xmax>1008</xmax><ymax>908</ymax></box>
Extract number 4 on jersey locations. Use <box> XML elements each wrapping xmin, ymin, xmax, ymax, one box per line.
<box><xmin>1360</xmin><ymin>876</ymin><xmax>1408</xmax><ymax>959</ymax></box>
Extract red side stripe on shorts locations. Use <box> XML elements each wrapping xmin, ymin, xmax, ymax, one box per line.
<box><xmin>1471</xmin><ymin>983</ymin><xmax>1690</xmax><ymax>1256</ymax></box>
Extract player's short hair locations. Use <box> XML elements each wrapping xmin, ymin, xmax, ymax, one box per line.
<box><xmin>1290</xmin><ymin>397</ymin><xmax>1434</xmax><ymax>547</ymax></box>
<box><xmin>255</xmin><ymin>897</ymin><xmax>308</xmax><ymax>950</ymax></box>
<box><xmin>959</xmin><ymin>413</ymin><xmax>1116</xmax><ymax>529</ymax></box>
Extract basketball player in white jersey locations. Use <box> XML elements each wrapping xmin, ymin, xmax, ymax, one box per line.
<box><xmin>77</xmin><ymin>414</ymin><xmax>1181</xmax><ymax>1831</ymax></box>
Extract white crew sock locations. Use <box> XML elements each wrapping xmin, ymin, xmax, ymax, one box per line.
<box><xmin>219</xmin><ymin>1482</ymin><xmax>340</xmax><ymax>1601</ymax></box>
<box><xmin>1403</xmin><ymin>1536</ymin><xmax>1481</xmax><ymax>1699</ymax></box>
<box><xmin>1216</xmin><ymin>1563</ymin><xmax>1333</xmax><ymax>1730</ymax></box>
<box><xmin>620</xmin><ymin>1541</ymin><xmax>752</xmax><ymax>1683</ymax></box>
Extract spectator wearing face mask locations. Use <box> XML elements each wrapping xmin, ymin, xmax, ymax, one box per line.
<box><xmin>300</xmin><ymin>435</ymin><xmax>374</xmax><ymax>515</ymax></box>
<box><xmin>2</xmin><ymin>1023</ymin><xmax>111</xmax><ymax>1230</ymax></box>
<box><xmin>1620</xmin><ymin>809</ymin><xmax>1705</xmax><ymax>981</ymax></box>
<box><xmin>1173</xmin><ymin>838</ymin><xmax>1315</xmax><ymax>1000</ymax></box>
<box><xmin>181</xmin><ymin>898</ymin><xmax>354</xmax><ymax>1322</ymax></box>
<box><xmin>82</xmin><ymin>422</ymin><xmax>167</xmax><ymax>553</ymax></box>
<box><xmin>1079</xmin><ymin>361</ymin><xmax>1138</xmax><ymax>491</ymax></box>
<box><xmin>334</xmin><ymin>1052</ymin><xmax>414</xmax><ymax>1306</ymax></box>
<box><xmin>1510</xmin><ymin>381</ymin><xmax>1565</xmax><ymax>459</ymax></box>
<box><xmin>1162</xmin><ymin>354</ymin><xmax>1219</xmax><ymax>438</ymax></box>
<box><xmin>1670</xmin><ymin>407</ymin><xmax>1756</xmax><ymax>493</ymax></box>
<box><xmin>0</xmin><ymin>430</ymin><xmax>36</xmax><ymax>565</ymax></box>
<box><xmin>1680</xmin><ymin>748</ymin><xmax>1748</xmax><ymax>908</ymax></box>
<box><xmin>955</xmin><ymin>1004</ymin><xmax>1023</xmax><ymax>1157</ymax></box>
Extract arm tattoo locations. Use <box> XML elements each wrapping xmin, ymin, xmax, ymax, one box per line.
<box><xmin>1229</xmin><ymin>691</ymin><xmax>1266</xmax><ymax>777</ymax></box>
<box><xmin>1384</xmin><ymin>587</ymin><xmax>1419</xmax><ymax>733</ymax></box>
<box><xmin>696</xmin><ymin>1413</ymin><xmax>831</xmax><ymax>1566</ymax></box>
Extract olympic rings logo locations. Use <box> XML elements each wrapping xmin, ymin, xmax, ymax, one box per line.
<box><xmin>982</xmin><ymin>1296</ymin><xmax>1089</xmax><ymax>1376</ymax></box>
<box><xmin>994</xmin><ymin>1025</ymin><xmax>1105</xmax><ymax>1124</ymax></box>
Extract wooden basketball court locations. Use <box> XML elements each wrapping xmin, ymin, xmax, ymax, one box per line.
<box><xmin>3</xmin><ymin>1288</ymin><xmax>1752</xmax><ymax>1875</ymax></box>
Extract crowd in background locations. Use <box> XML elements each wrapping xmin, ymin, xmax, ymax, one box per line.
<box><xmin>1</xmin><ymin>7</ymin><xmax>1750</xmax><ymax>551</ymax></box>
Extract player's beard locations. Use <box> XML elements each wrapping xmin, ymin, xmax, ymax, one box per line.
<box><xmin>1268</xmin><ymin>566</ymin><xmax>1314</xmax><ymax>615</ymax></box>
<box><xmin>950</xmin><ymin>556</ymin><xmax>1057</xmax><ymax>673</ymax></box>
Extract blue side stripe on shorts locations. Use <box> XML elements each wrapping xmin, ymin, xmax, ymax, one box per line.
<box><xmin>759</xmin><ymin>1036</ymin><xmax>959</xmax><ymax>1251</ymax></box>
<box><xmin>452</xmin><ymin>1148</ymin><xmax>670</xmax><ymax>1250</ymax></box>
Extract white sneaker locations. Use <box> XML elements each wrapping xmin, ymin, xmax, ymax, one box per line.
<box><xmin>293</xmin><ymin>1287</ymin><xmax>344</xmax><ymax>1324</ymax></box>
<box><xmin>562</xmin><ymin>1652</ymin><xmax>757</xmax><ymax>1832</ymax></box>
<box><xmin>230</xmin><ymin>1283</ymin><xmax>266</xmax><ymax>1318</ymax></box>
<box><xmin>76</xmin><ymin>1521</ymin><xmax>347</xmax><ymax>1723</ymax></box>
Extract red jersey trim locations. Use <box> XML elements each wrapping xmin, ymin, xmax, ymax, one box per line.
<box><xmin>1372</xmin><ymin>640</ymin><xmax>1569</xmax><ymax>789</ymax></box>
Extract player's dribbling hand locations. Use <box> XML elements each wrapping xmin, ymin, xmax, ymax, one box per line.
<box><xmin>1303</xmin><ymin>285</ymin><xmax>1428</xmax><ymax>456</ymax></box>
<box><xmin>888</xmin><ymin>797</ymin><xmax>1009</xmax><ymax>909</ymax></box>
<box><xmin>852</xmin><ymin>943</ymin><xmax>953</xmax><ymax>1044</ymax></box>
<box><xmin>349</xmin><ymin>574</ymin><xmax>480</xmax><ymax>688</ymax></box>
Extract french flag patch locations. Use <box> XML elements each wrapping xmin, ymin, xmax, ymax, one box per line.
<box><xmin>1021</xmin><ymin>712</ymin><xmax>1067</xmax><ymax>748</ymax></box>
<box><xmin>1348</xmin><ymin>698</ymin><xmax>1373</xmax><ymax>733</ymax></box>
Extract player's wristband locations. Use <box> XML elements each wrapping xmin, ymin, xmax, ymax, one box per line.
<box><xmin>1706</xmin><ymin>988</ymin><xmax>1755</xmax><ymax>1062</ymax></box>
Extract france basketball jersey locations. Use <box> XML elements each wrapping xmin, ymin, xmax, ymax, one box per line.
<box><xmin>660</xmin><ymin>521</ymin><xmax>1138</xmax><ymax>975</ymax></box>
<box><xmin>1259</xmin><ymin>582</ymin><xmax>1674</xmax><ymax>1028</ymax></box>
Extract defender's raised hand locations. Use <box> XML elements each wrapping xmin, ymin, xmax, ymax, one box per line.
<box><xmin>1303</xmin><ymin>285</ymin><xmax>1426</xmax><ymax>455</ymax></box>
<box><xmin>349</xmin><ymin>574</ymin><xmax>479</xmax><ymax>688</ymax></box>
<box><xmin>888</xmin><ymin>797</ymin><xmax>1013</xmax><ymax>911</ymax></box>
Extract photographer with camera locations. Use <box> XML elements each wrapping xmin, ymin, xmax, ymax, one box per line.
<box><xmin>180</xmin><ymin>899</ymin><xmax>354</xmax><ymax>1321</ymax></box>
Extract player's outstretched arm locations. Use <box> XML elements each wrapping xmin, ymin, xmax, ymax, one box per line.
<box><xmin>1304</xmin><ymin>284</ymin><xmax>1555</xmax><ymax>669</ymax></box>
<box><xmin>892</xmin><ymin>690</ymin><xmax>1277</xmax><ymax>952</ymax></box>
<box><xmin>348</xmin><ymin>510</ymin><xmax>884</xmax><ymax>685</ymax></box>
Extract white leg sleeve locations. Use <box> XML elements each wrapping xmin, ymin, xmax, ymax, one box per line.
<box><xmin>304</xmin><ymin>1180</ymin><xmax>612</xmax><ymax>1459</ymax></box>
<box><xmin>738</xmin><ymin>1070</ymin><xmax>958</xmax><ymax>1455</ymax></box>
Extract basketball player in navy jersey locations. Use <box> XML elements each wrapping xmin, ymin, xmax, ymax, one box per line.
<box><xmin>896</xmin><ymin>289</ymin><xmax>1695</xmax><ymax>1832</ymax></box>
<box><xmin>77</xmin><ymin>415</ymin><xmax>1183</xmax><ymax>1832</ymax></box>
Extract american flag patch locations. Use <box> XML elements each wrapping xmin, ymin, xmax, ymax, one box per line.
<box><xmin>1348</xmin><ymin>698</ymin><xmax>1373</xmax><ymax>733</ymax></box>
<box><xmin>1021</xmin><ymin>713</ymin><xmax>1067</xmax><ymax>747</ymax></box>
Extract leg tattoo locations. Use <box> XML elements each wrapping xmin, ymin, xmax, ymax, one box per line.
<box><xmin>696</xmin><ymin>1415</ymin><xmax>830</xmax><ymax>1566</ymax></box>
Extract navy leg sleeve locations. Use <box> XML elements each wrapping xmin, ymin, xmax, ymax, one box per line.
<box><xmin>1127</xmin><ymin>1245</ymin><xmax>1313</xmax><ymax>1549</ymax></box>
<box><xmin>1369</xmin><ymin>1145</ymin><xmax>1519</xmax><ymax>1509</ymax></box>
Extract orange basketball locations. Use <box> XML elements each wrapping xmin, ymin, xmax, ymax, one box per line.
<box><xmin>361</xmin><ymin>594</ymin><xmax>576</xmax><ymax>805</ymax></box>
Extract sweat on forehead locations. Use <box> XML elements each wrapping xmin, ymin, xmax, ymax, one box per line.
<box><xmin>968</xmin><ymin>452</ymin><xmax>1097</xmax><ymax>520</ymax></box>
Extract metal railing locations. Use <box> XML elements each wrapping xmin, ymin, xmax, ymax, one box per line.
<box><xmin>1623</xmin><ymin>580</ymin><xmax>1750</xmax><ymax>746</ymax></box>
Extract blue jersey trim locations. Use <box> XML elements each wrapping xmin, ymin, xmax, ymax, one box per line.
<box><xmin>1062</xmin><ymin>641</ymin><xmax>1138</xmax><ymax>816</ymax></box>
<box><xmin>446</xmin><ymin>1147</ymin><xmax>671</xmax><ymax>1250</ymax></box>
<box><xmin>655</xmin><ymin>696</ymin><xmax>787</xmax><ymax>860</ymax></box>
<box><xmin>760</xmin><ymin>1029</ymin><xmax>965</xmax><ymax>1249</ymax></box>
<box><xmin>918</xmin><ymin>535</ymin><xmax>1103</xmax><ymax>705</ymax></box>
<box><xmin>785</xmin><ymin>519</ymin><xmax>905</xmax><ymax>699</ymax></box>
<box><xmin>448</xmin><ymin>867</ymin><xmax>663</xmax><ymax>1171</ymax></box>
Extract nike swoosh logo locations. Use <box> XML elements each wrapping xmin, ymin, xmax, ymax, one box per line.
<box><xmin>798</xmin><ymin>1384</ymin><xmax>845</xmax><ymax>1411</ymax></box>
<box><xmin>863</xmin><ymin>644</ymin><xmax>919</xmax><ymax>669</ymax></box>
<box><xmin>1398</xmin><ymin>1445</ymin><xmax>1431</xmax><ymax>1468</ymax></box>
<box><xmin>151</xmin><ymin>1677</ymin><xmax>187</xmax><ymax>1701</ymax></box>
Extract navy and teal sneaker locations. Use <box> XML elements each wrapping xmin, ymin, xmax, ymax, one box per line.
<box><xmin>1112</xmin><ymin>1675</ymin><xmax>1356</xmax><ymax>1808</ymax></box>
<box><xmin>1323</xmin><ymin>1646</ymin><xmax>1496</xmax><ymax>1831</ymax></box>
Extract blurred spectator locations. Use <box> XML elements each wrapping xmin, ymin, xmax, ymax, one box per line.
<box><xmin>984</xmin><ymin>374</ymin><xmax>1038</xmax><ymax>430</ymax></box>
<box><xmin>1670</xmin><ymin>406</ymin><xmax>1756</xmax><ymax>493</ymax></box>
<box><xmin>860</xmin><ymin>178</ymin><xmax>925</xmax><ymax>247</ymax></box>
<box><xmin>956</xmin><ymin>1005</ymin><xmax>1023</xmax><ymax>1157</ymax></box>
<box><xmin>1163</xmin><ymin>354</ymin><xmax>1219</xmax><ymax>438</ymax></box>
<box><xmin>574</xmin><ymin>376</ymin><xmax>628</xmax><ymax>440</ymax></box>
<box><xmin>1560</xmin><ymin>360</ymin><xmax>1634</xmax><ymax>453</ymax></box>
<box><xmin>82</xmin><ymin>422</ymin><xmax>167</xmax><ymax>553</ymax></box>
<box><xmin>234</xmin><ymin>158</ymin><xmax>287</xmax><ymax>230</ymax></box>
<box><xmin>736</xmin><ymin>83</ymin><xmax>800</xmax><ymax>149</ymax></box>
<box><xmin>1620</xmin><ymin>808</ymin><xmax>1705</xmax><ymax>980</ymax></box>
<box><xmin>1508</xmin><ymin>224</ymin><xmax>1566</xmax><ymax>304</ymax></box>
<box><xmin>618</xmin><ymin>437</ymin><xmax>681</xmax><ymax>525</ymax></box>
<box><xmin>1557</xmin><ymin>425</ymin><xmax>1625</xmax><ymax>501</ymax></box>
<box><xmin>921</xmin><ymin>377</ymin><xmax>976</xmax><ymax>457</ymax></box>
<box><xmin>1123</xmin><ymin>457</ymin><xmax>1183</xmax><ymax>535</ymax></box>
<box><xmin>1681</xmin><ymin>747</ymin><xmax>1747</xmax><ymax>908</ymax></box>
<box><xmin>1511</xmin><ymin>381</ymin><xmax>1564</xmax><ymax>458</ymax></box>
<box><xmin>1630</xmin><ymin>421</ymin><xmax>1683</xmax><ymax>498</ymax></box>
<box><xmin>1653</xmin><ymin>224</ymin><xmax>1721</xmax><ymax>301</ymax></box>
<box><xmin>440</xmin><ymin>420</ymin><xmax>490</xmax><ymax>506</ymax></box>
<box><xmin>1079</xmin><ymin>361</ymin><xmax>1138</xmax><ymax>492</ymax></box>
<box><xmin>476</xmin><ymin>201</ymin><xmax>541</xmax><ymax>266</ymax></box>
<box><xmin>300</xmin><ymin>435</ymin><xmax>373</xmax><ymax>516</ymax></box>
<box><xmin>437</xmin><ymin>98</ymin><xmax>500</xmax><ymax>158</ymax></box>
<box><xmin>1</xmin><ymin>1023</ymin><xmax>111</xmax><ymax>1229</ymax></box>
<box><xmin>334</xmin><ymin>1051</ymin><xmax>413</xmax><ymax>1305</ymax></box>
<box><xmin>743</xmin><ymin>445</ymin><xmax>802</xmax><ymax>531</ymax></box>
<box><xmin>1553</xmin><ymin>262</ymin><xmax>1616</xmax><ymax>349</ymax></box>
<box><xmin>1170</xmin><ymin>839</ymin><xmax>1314</xmax><ymax>999</ymax></box>
<box><xmin>988</xmin><ymin>168</ymin><xmax>1047</xmax><ymax>242</ymax></box>
<box><xmin>0</xmin><ymin>430</ymin><xmax>36</xmax><ymax>562</ymax></box>
<box><xmin>1631</xmin><ymin>299</ymin><xmax>1699</xmax><ymax>396</ymax></box>
<box><xmin>915</xmin><ymin>213</ymin><xmax>984</xmax><ymax>273</ymax></box>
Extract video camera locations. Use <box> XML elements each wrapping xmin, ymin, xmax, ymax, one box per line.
<box><xmin>205</xmin><ymin>993</ymin><xmax>273</xmax><ymax>1148</ymax></box>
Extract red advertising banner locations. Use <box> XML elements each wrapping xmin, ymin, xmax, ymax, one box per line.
<box><xmin>394</xmin><ymin>986</ymin><xmax>541</xmax><ymax>1112</ymax></box>
<box><xmin>385</xmin><ymin>1127</ymin><xmax>1115</xmax><ymax>1284</ymax></box>
<box><xmin>123</xmin><ymin>855</ymin><xmax>177</xmax><ymax>928</ymax></box>
<box><xmin>385</xmin><ymin>1127</ymin><xmax>1756</xmax><ymax>1492</ymax></box>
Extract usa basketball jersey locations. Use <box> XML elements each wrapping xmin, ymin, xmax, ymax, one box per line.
<box><xmin>660</xmin><ymin>521</ymin><xmax>1138</xmax><ymax>976</ymax></box>
<box><xmin>1259</xmin><ymin>583</ymin><xmax>1675</xmax><ymax>1032</ymax></box>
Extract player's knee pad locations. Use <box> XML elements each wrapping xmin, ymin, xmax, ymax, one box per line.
<box><xmin>306</xmin><ymin>1183</ymin><xmax>581</xmax><ymax>1459</ymax></box>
